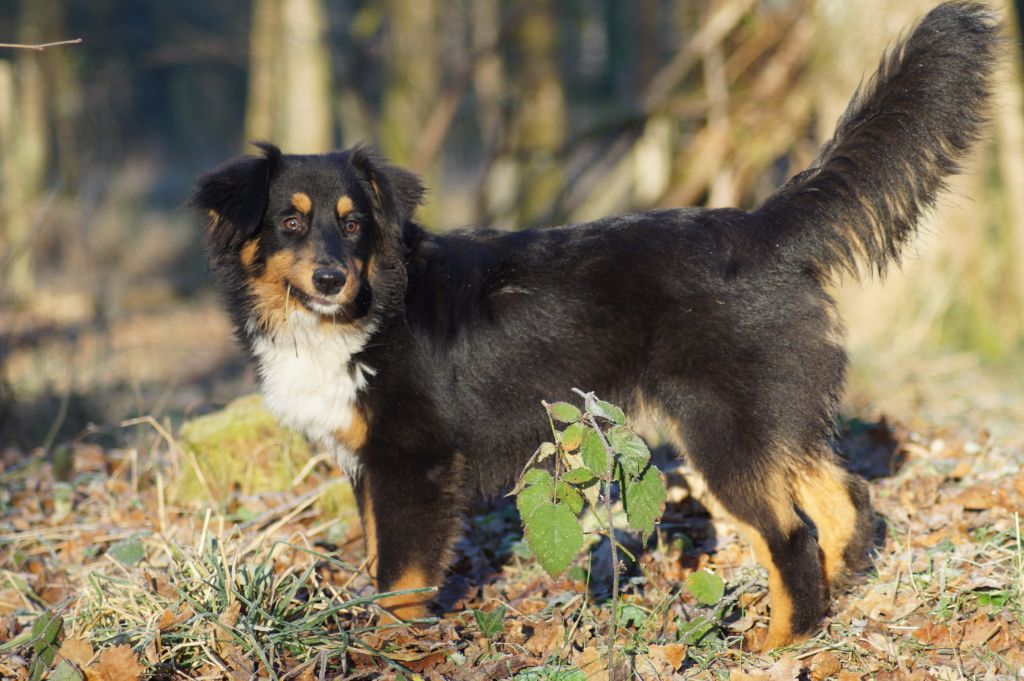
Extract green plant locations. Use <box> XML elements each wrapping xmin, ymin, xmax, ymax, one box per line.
<box><xmin>512</xmin><ymin>390</ymin><xmax>667</xmax><ymax>670</ymax></box>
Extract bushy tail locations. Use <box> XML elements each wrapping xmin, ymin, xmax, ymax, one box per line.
<box><xmin>756</xmin><ymin>1</ymin><xmax>1001</xmax><ymax>279</ymax></box>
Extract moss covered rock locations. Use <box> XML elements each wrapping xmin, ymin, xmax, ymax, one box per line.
<box><xmin>175</xmin><ymin>394</ymin><xmax>311</xmax><ymax>501</ymax></box>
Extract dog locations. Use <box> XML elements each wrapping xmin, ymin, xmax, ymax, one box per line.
<box><xmin>191</xmin><ymin>2</ymin><xmax>998</xmax><ymax>649</ymax></box>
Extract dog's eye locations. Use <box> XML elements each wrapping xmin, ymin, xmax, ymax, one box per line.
<box><xmin>343</xmin><ymin>218</ymin><xmax>360</xmax><ymax>235</ymax></box>
<box><xmin>282</xmin><ymin>217</ymin><xmax>303</xmax><ymax>232</ymax></box>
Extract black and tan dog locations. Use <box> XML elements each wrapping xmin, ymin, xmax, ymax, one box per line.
<box><xmin>192</xmin><ymin>3</ymin><xmax>998</xmax><ymax>648</ymax></box>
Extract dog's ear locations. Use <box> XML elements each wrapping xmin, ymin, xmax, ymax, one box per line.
<box><xmin>191</xmin><ymin>142</ymin><xmax>281</xmax><ymax>253</ymax></box>
<box><xmin>348</xmin><ymin>146</ymin><xmax>425</xmax><ymax>231</ymax></box>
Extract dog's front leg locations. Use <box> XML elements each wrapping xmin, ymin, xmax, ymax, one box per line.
<box><xmin>353</xmin><ymin>452</ymin><xmax>465</xmax><ymax>621</ymax></box>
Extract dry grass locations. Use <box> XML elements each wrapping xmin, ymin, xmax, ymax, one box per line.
<box><xmin>1</xmin><ymin>367</ymin><xmax>1023</xmax><ymax>679</ymax></box>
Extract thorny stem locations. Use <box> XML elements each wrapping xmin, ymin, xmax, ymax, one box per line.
<box><xmin>582</xmin><ymin>406</ymin><xmax>620</xmax><ymax>675</ymax></box>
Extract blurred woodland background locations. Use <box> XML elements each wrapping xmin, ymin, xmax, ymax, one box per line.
<box><xmin>1</xmin><ymin>0</ymin><xmax>1023</xmax><ymax>452</ymax></box>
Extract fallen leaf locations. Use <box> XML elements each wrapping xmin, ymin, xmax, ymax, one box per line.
<box><xmin>88</xmin><ymin>645</ymin><xmax>144</xmax><ymax>681</ymax></box>
<box><xmin>837</xmin><ymin>672</ymin><xmax>862</xmax><ymax>681</ymax></box>
<box><xmin>729</xmin><ymin>671</ymin><xmax>769</xmax><ymax>681</ymax></box>
<box><xmin>523</xmin><ymin>619</ymin><xmax>565</xmax><ymax>657</ymax></box>
<box><xmin>914</xmin><ymin>621</ymin><xmax>955</xmax><ymax>646</ymax></box>
<box><xmin>766</xmin><ymin>655</ymin><xmax>802</xmax><ymax>681</ymax></box>
<box><xmin>961</xmin><ymin>613</ymin><xmax>1000</xmax><ymax>647</ymax></box>
<box><xmin>58</xmin><ymin>636</ymin><xmax>95</xmax><ymax>668</ymax></box>
<box><xmin>215</xmin><ymin>601</ymin><xmax>241</xmax><ymax>653</ymax></box>
<box><xmin>576</xmin><ymin>645</ymin><xmax>608</xmax><ymax>681</ymax></box>
<box><xmin>809</xmin><ymin>651</ymin><xmax>841</xmax><ymax>681</ymax></box>
<box><xmin>952</xmin><ymin>483</ymin><xmax>1001</xmax><ymax>511</ymax></box>
<box><xmin>647</xmin><ymin>643</ymin><xmax>687</xmax><ymax>671</ymax></box>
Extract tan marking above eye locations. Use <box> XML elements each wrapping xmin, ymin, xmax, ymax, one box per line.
<box><xmin>291</xmin><ymin>192</ymin><xmax>312</xmax><ymax>214</ymax></box>
<box><xmin>336</xmin><ymin>195</ymin><xmax>354</xmax><ymax>217</ymax></box>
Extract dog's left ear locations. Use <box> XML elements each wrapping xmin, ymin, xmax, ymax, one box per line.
<box><xmin>190</xmin><ymin>142</ymin><xmax>282</xmax><ymax>254</ymax></box>
<box><xmin>348</xmin><ymin>146</ymin><xmax>425</xmax><ymax>231</ymax></box>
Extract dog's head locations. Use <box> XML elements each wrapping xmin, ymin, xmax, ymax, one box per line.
<box><xmin>191</xmin><ymin>143</ymin><xmax>423</xmax><ymax>333</ymax></box>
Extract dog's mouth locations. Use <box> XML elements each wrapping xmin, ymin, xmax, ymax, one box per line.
<box><xmin>287</xmin><ymin>284</ymin><xmax>345</xmax><ymax>317</ymax></box>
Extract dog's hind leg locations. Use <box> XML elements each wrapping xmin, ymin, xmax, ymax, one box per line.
<box><xmin>791</xmin><ymin>453</ymin><xmax>873</xmax><ymax>587</ymax></box>
<box><xmin>654</xmin><ymin>390</ymin><xmax>829</xmax><ymax>649</ymax></box>
<box><xmin>713</xmin><ymin>467</ymin><xmax>828</xmax><ymax>649</ymax></box>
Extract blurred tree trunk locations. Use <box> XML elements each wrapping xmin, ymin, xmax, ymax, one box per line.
<box><xmin>380</xmin><ymin>0</ymin><xmax>441</xmax><ymax>224</ymax></box>
<box><xmin>245</xmin><ymin>0</ymin><xmax>333</xmax><ymax>153</ymax></box>
<box><xmin>504</xmin><ymin>1</ymin><xmax>566</xmax><ymax>227</ymax></box>
<box><xmin>0</xmin><ymin>2</ymin><xmax>51</xmax><ymax>303</ymax></box>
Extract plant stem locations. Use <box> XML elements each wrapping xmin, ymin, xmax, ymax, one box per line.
<box><xmin>584</xmin><ymin>407</ymin><xmax>620</xmax><ymax>675</ymax></box>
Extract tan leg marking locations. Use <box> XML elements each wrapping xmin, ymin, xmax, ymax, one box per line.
<box><xmin>360</xmin><ymin>481</ymin><xmax>378</xmax><ymax>578</ymax></box>
<box><xmin>792</xmin><ymin>459</ymin><xmax>858</xmax><ymax>585</ymax></box>
<box><xmin>377</xmin><ymin>567</ymin><xmax>434</xmax><ymax>621</ymax></box>
<box><xmin>732</xmin><ymin>471</ymin><xmax>808</xmax><ymax>651</ymax></box>
<box><xmin>291</xmin><ymin>192</ymin><xmax>312</xmax><ymax>214</ymax></box>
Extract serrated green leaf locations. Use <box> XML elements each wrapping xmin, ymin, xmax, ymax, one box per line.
<box><xmin>522</xmin><ymin>468</ymin><xmax>554</xmax><ymax>488</ymax></box>
<box><xmin>523</xmin><ymin>502</ymin><xmax>584</xmax><ymax>577</ymax></box>
<box><xmin>548</xmin><ymin>402</ymin><xmax>582</xmax><ymax>424</ymax></box>
<box><xmin>473</xmin><ymin>605</ymin><xmax>506</xmax><ymax>639</ymax></box>
<box><xmin>581</xmin><ymin>428</ymin><xmax>607</xmax><ymax>478</ymax></box>
<box><xmin>623</xmin><ymin>464</ymin><xmax>666</xmax><ymax>540</ymax></box>
<box><xmin>558</xmin><ymin>423</ymin><xmax>585</xmax><ymax>452</ymax></box>
<box><xmin>50</xmin><ymin>660</ymin><xmax>84</xmax><ymax>681</ymax></box>
<box><xmin>687</xmin><ymin>570</ymin><xmax>725</xmax><ymax>606</ymax></box>
<box><xmin>108</xmin><ymin>537</ymin><xmax>145</xmax><ymax>566</ymax></box>
<box><xmin>560</xmin><ymin>468</ymin><xmax>597</xmax><ymax>486</ymax></box>
<box><xmin>555</xmin><ymin>481</ymin><xmax>584</xmax><ymax>515</ymax></box>
<box><xmin>592</xmin><ymin>399</ymin><xmax>626</xmax><ymax>425</ymax></box>
<box><xmin>516</xmin><ymin>477</ymin><xmax>554</xmax><ymax>522</ymax></box>
<box><xmin>608</xmin><ymin>426</ymin><xmax>650</xmax><ymax>478</ymax></box>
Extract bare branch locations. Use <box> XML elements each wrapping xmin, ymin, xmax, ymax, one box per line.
<box><xmin>0</xmin><ymin>38</ymin><xmax>82</xmax><ymax>52</ymax></box>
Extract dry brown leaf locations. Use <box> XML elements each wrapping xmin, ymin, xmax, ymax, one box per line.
<box><xmin>961</xmin><ymin>613</ymin><xmax>1000</xmax><ymax>647</ymax></box>
<box><xmin>836</xmin><ymin>672</ymin><xmax>862</xmax><ymax>681</ymax></box>
<box><xmin>215</xmin><ymin>601</ymin><xmax>241</xmax><ymax>653</ymax></box>
<box><xmin>293</xmin><ymin>661</ymin><xmax>317</xmax><ymax>681</ymax></box>
<box><xmin>952</xmin><ymin>483</ymin><xmax>1002</xmax><ymax>511</ymax></box>
<box><xmin>575</xmin><ymin>645</ymin><xmax>608</xmax><ymax>681</ymax></box>
<box><xmin>59</xmin><ymin>636</ymin><xmax>95</xmax><ymax>668</ymax></box>
<box><xmin>1012</xmin><ymin>473</ymin><xmax>1024</xmax><ymax>498</ymax></box>
<box><xmin>809</xmin><ymin>651</ymin><xmax>841</xmax><ymax>681</ymax></box>
<box><xmin>729</xmin><ymin>671</ymin><xmax>769</xmax><ymax>681</ymax></box>
<box><xmin>913</xmin><ymin>621</ymin><xmax>955</xmax><ymax>646</ymax></box>
<box><xmin>156</xmin><ymin>605</ymin><xmax>193</xmax><ymax>631</ymax></box>
<box><xmin>766</xmin><ymin>655</ymin><xmax>803</xmax><ymax>681</ymax></box>
<box><xmin>89</xmin><ymin>644</ymin><xmax>145</xmax><ymax>681</ymax></box>
<box><xmin>523</xmin><ymin>619</ymin><xmax>566</xmax><ymax>657</ymax></box>
<box><xmin>647</xmin><ymin>643</ymin><xmax>687</xmax><ymax>672</ymax></box>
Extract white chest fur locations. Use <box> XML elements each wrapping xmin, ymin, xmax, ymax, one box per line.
<box><xmin>249</xmin><ymin>312</ymin><xmax>373</xmax><ymax>475</ymax></box>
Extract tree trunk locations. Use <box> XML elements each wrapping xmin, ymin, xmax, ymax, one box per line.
<box><xmin>244</xmin><ymin>0</ymin><xmax>333</xmax><ymax>153</ymax></box>
<box><xmin>0</xmin><ymin>1</ymin><xmax>50</xmax><ymax>303</ymax></box>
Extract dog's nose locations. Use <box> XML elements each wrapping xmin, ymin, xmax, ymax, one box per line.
<box><xmin>312</xmin><ymin>267</ymin><xmax>346</xmax><ymax>296</ymax></box>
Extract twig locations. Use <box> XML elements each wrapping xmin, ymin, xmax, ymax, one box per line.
<box><xmin>0</xmin><ymin>38</ymin><xmax>82</xmax><ymax>51</ymax></box>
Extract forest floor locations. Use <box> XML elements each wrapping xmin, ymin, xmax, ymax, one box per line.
<box><xmin>1</xmin><ymin>297</ymin><xmax>1023</xmax><ymax>680</ymax></box>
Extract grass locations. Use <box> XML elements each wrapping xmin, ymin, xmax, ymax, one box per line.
<box><xmin>1</xmin><ymin>400</ymin><xmax>1023</xmax><ymax>678</ymax></box>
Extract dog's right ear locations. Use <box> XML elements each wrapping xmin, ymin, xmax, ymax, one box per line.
<box><xmin>190</xmin><ymin>142</ymin><xmax>281</xmax><ymax>253</ymax></box>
